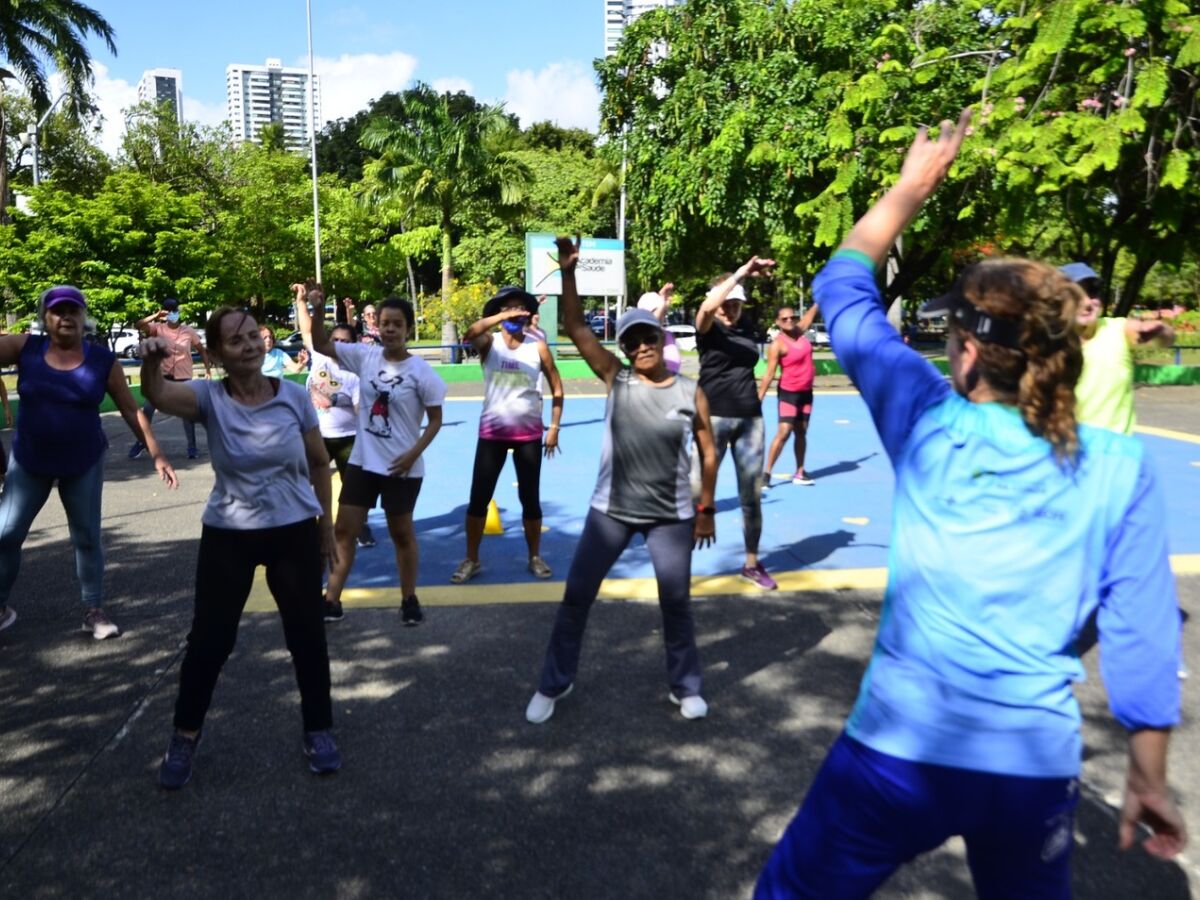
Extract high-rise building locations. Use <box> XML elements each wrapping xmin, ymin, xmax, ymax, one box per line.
<box><xmin>225</xmin><ymin>58</ymin><xmax>321</xmax><ymax>149</ymax></box>
<box><xmin>604</xmin><ymin>0</ymin><xmax>683</xmax><ymax>56</ymax></box>
<box><xmin>136</xmin><ymin>68</ymin><xmax>183</xmax><ymax>123</ymax></box>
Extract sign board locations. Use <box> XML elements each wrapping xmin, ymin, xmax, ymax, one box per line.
<box><xmin>525</xmin><ymin>233</ymin><xmax>625</xmax><ymax>297</ymax></box>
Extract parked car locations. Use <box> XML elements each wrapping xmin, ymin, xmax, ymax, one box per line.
<box><xmin>805</xmin><ymin>324</ymin><xmax>831</xmax><ymax>346</ymax></box>
<box><xmin>665</xmin><ymin>323</ymin><xmax>697</xmax><ymax>352</ymax></box>
<box><xmin>589</xmin><ymin>315</ymin><xmax>614</xmax><ymax>338</ymax></box>
<box><xmin>110</xmin><ymin>328</ymin><xmax>142</xmax><ymax>359</ymax></box>
<box><xmin>276</xmin><ymin>330</ymin><xmax>306</xmax><ymax>352</ymax></box>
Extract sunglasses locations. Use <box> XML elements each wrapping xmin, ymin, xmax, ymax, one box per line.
<box><xmin>778</xmin><ymin>315</ymin><xmax>798</xmax><ymax>321</ymax></box>
<box><xmin>621</xmin><ymin>331</ymin><xmax>662</xmax><ymax>351</ymax></box>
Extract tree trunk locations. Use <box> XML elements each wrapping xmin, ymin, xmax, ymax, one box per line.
<box><xmin>1113</xmin><ymin>255</ymin><xmax>1156</xmax><ymax>317</ymax></box>
<box><xmin>0</xmin><ymin>87</ymin><xmax>10</xmax><ymax>225</ymax></box>
<box><xmin>439</xmin><ymin>214</ymin><xmax>458</xmax><ymax>363</ymax></box>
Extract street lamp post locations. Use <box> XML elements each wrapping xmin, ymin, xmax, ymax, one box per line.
<box><xmin>305</xmin><ymin>0</ymin><xmax>323</xmax><ymax>283</ymax></box>
<box><xmin>20</xmin><ymin>92</ymin><xmax>68</xmax><ymax>186</ymax></box>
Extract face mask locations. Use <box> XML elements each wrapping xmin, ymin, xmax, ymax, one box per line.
<box><xmin>166</xmin><ymin>311</ymin><xmax>181</xmax><ymax>324</ymax></box>
<box><xmin>500</xmin><ymin>319</ymin><xmax>526</xmax><ymax>335</ymax></box>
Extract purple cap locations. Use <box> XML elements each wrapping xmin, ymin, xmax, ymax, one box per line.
<box><xmin>40</xmin><ymin>286</ymin><xmax>87</xmax><ymax>311</ymax></box>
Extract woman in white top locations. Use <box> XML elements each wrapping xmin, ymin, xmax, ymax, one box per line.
<box><xmin>451</xmin><ymin>287</ymin><xmax>564</xmax><ymax>584</ymax></box>
<box><xmin>304</xmin><ymin>284</ymin><xmax>447</xmax><ymax>627</ymax></box>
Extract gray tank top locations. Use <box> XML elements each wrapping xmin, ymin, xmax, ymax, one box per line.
<box><xmin>590</xmin><ymin>368</ymin><xmax>698</xmax><ymax>523</ymax></box>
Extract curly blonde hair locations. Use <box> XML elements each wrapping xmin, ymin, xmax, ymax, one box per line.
<box><xmin>953</xmin><ymin>258</ymin><xmax>1084</xmax><ymax>463</ymax></box>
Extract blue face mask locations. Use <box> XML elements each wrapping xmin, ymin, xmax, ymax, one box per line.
<box><xmin>500</xmin><ymin>318</ymin><xmax>526</xmax><ymax>335</ymax></box>
<box><xmin>166</xmin><ymin>311</ymin><xmax>181</xmax><ymax>324</ymax></box>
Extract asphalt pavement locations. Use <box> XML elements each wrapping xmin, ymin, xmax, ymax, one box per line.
<box><xmin>0</xmin><ymin>383</ymin><xmax>1197</xmax><ymax>899</ymax></box>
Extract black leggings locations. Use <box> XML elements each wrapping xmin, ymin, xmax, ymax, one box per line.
<box><xmin>173</xmin><ymin>518</ymin><xmax>332</xmax><ymax>733</ymax></box>
<box><xmin>467</xmin><ymin>438</ymin><xmax>543</xmax><ymax>520</ymax></box>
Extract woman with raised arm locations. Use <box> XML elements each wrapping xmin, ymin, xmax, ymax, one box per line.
<box><xmin>306</xmin><ymin>285</ymin><xmax>445</xmax><ymax>627</ymax></box>
<box><xmin>0</xmin><ymin>286</ymin><xmax>176</xmax><ymax>640</ymax></box>
<box><xmin>695</xmin><ymin>259</ymin><xmax>777</xmax><ymax>589</ymax></box>
<box><xmin>451</xmin><ymin>287</ymin><xmax>564</xmax><ymax>584</ymax></box>
<box><xmin>525</xmin><ymin>237</ymin><xmax>718</xmax><ymax>725</ymax></box>
<box><xmin>757</xmin><ymin>303</ymin><xmax>820</xmax><ymax>488</ymax></box>
<box><xmin>756</xmin><ymin>112</ymin><xmax>1186</xmax><ymax>898</ymax></box>
<box><xmin>146</xmin><ymin>307</ymin><xmax>340</xmax><ymax>789</ymax></box>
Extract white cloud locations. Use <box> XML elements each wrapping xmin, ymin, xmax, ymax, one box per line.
<box><xmin>183</xmin><ymin>96</ymin><xmax>228</xmax><ymax>129</ymax></box>
<box><xmin>431</xmin><ymin>77</ymin><xmax>474</xmax><ymax>96</ymax></box>
<box><xmin>50</xmin><ymin>63</ymin><xmax>138</xmax><ymax>157</ymax></box>
<box><xmin>309</xmin><ymin>51</ymin><xmax>419</xmax><ymax>124</ymax></box>
<box><xmin>503</xmin><ymin>61</ymin><xmax>600</xmax><ymax>132</ymax></box>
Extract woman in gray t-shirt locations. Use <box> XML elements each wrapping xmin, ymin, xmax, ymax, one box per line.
<box><xmin>139</xmin><ymin>307</ymin><xmax>341</xmax><ymax>790</ymax></box>
<box><xmin>526</xmin><ymin>237</ymin><xmax>719</xmax><ymax>725</ymax></box>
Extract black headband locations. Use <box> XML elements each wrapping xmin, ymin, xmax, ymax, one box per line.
<box><xmin>944</xmin><ymin>288</ymin><xmax>1022</xmax><ymax>349</ymax></box>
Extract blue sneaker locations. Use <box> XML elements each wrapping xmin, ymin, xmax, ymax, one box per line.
<box><xmin>302</xmin><ymin>730</ymin><xmax>341</xmax><ymax>775</ymax></box>
<box><xmin>159</xmin><ymin>731</ymin><xmax>201</xmax><ymax>790</ymax></box>
<box><xmin>127</xmin><ymin>442</ymin><xmax>146</xmax><ymax>460</ymax></box>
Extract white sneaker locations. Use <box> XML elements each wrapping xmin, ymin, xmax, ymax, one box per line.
<box><xmin>526</xmin><ymin>684</ymin><xmax>572</xmax><ymax>724</ymax></box>
<box><xmin>792</xmin><ymin>473</ymin><xmax>815</xmax><ymax>486</ymax></box>
<box><xmin>669</xmin><ymin>692</ymin><xmax>708</xmax><ymax>720</ymax></box>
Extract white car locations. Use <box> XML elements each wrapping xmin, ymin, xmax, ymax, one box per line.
<box><xmin>805</xmin><ymin>324</ymin><xmax>831</xmax><ymax>347</ymax></box>
<box><xmin>110</xmin><ymin>328</ymin><xmax>142</xmax><ymax>359</ymax></box>
<box><xmin>665</xmin><ymin>323</ymin><xmax>697</xmax><ymax>351</ymax></box>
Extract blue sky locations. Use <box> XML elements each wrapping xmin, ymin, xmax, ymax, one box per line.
<box><xmin>78</xmin><ymin>1</ymin><xmax>605</xmax><ymax>151</ymax></box>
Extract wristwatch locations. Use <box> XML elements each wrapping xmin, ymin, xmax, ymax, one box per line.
<box><xmin>695</xmin><ymin>504</ymin><xmax>716</xmax><ymax>516</ymax></box>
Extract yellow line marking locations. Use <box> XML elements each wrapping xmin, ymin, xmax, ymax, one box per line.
<box><xmin>1173</xmin><ymin>554</ymin><xmax>1200</xmax><ymax>576</ymax></box>
<box><xmin>842</xmin><ymin>517</ymin><xmax>870</xmax><ymax>526</ymax></box>
<box><xmin>1134</xmin><ymin>425</ymin><xmax>1200</xmax><ymax>445</ymax></box>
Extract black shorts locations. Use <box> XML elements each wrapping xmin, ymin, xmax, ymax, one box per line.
<box><xmin>777</xmin><ymin>389</ymin><xmax>813</xmax><ymax>424</ymax></box>
<box><xmin>339</xmin><ymin>463</ymin><xmax>422</xmax><ymax>515</ymax></box>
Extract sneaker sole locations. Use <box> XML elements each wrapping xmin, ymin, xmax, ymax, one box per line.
<box><xmin>526</xmin><ymin>684</ymin><xmax>573</xmax><ymax>724</ymax></box>
<box><xmin>669</xmin><ymin>693</ymin><xmax>708</xmax><ymax>720</ymax></box>
<box><xmin>739</xmin><ymin>574</ymin><xmax>778</xmax><ymax>591</ymax></box>
<box><xmin>82</xmin><ymin>623</ymin><xmax>120</xmax><ymax>640</ymax></box>
<box><xmin>323</xmin><ymin>611</ymin><xmax>344</xmax><ymax>622</ymax></box>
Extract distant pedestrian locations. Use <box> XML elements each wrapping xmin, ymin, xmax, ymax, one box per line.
<box><xmin>144</xmin><ymin>306</ymin><xmax>340</xmax><ymax>789</ymax></box>
<box><xmin>637</xmin><ymin>283</ymin><xmax>682</xmax><ymax>374</ymax></box>
<box><xmin>0</xmin><ymin>286</ymin><xmax>177</xmax><ymax>640</ymax></box>
<box><xmin>526</xmin><ymin>237</ymin><xmax>718</xmax><ymax>725</ymax></box>
<box><xmin>344</xmin><ymin>298</ymin><xmax>380</xmax><ymax>345</ymax></box>
<box><xmin>129</xmin><ymin>298</ymin><xmax>211</xmax><ymax>460</ymax></box>
<box><xmin>695</xmin><ymin>258</ymin><xmax>777</xmax><ymax>590</ymax></box>
<box><xmin>757</xmin><ymin>304</ymin><xmax>820</xmax><ymax>487</ymax></box>
<box><xmin>260</xmin><ymin>326</ymin><xmax>307</xmax><ymax>378</ymax></box>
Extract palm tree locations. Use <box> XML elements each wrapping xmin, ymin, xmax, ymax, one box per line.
<box><xmin>1</xmin><ymin>0</ymin><xmax>116</xmax><ymax>219</ymax></box>
<box><xmin>360</xmin><ymin>83</ymin><xmax>531</xmax><ymax>360</ymax></box>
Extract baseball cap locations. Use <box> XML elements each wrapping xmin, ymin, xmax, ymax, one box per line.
<box><xmin>615</xmin><ymin>308</ymin><xmax>663</xmax><ymax>341</ymax></box>
<box><xmin>1059</xmin><ymin>262</ymin><xmax>1100</xmax><ymax>284</ymax></box>
<box><xmin>483</xmin><ymin>286</ymin><xmax>539</xmax><ymax>319</ymax></box>
<box><xmin>724</xmin><ymin>284</ymin><xmax>747</xmax><ymax>303</ymax></box>
<box><xmin>162</xmin><ymin>298</ymin><xmax>180</xmax><ymax>311</ymax></box>
<box><xmin>40</xmin><ymin>286</ymin><xmax>87</xmax><ymax>312</ymax></box>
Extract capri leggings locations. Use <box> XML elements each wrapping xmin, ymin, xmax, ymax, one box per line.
<box><xmin>467</xmin><ymin>438</ymin><xmax>543</xmax><ymax>520</ymax></box>
<box><xmin>691</xmin><ymin>415</ymin><xmax>764</xmax><ymax>554</ymax></box>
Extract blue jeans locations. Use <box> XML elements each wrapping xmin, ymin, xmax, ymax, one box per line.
<box><xmin>756</xmin><ymin>733</ymin><xmax>1078</xmax><ymax>899</ymax></box>
<box><xmin>0</xmin><ymin>454</ymin><xmax>106</xmax><ymax>608</ymax></box>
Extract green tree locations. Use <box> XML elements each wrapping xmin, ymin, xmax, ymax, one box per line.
<box><xmin>360</xmin><ymin>83</ymin><xmax>532</xmax><ymax>356</ymax></box>
<box><xmin>0</xmin><ymin>0</ymin><xmax>116</xmax><ymax>219</ymax></box>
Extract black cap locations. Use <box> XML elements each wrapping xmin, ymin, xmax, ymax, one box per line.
<box><xmin>919</xmin><ymin>284</ymin><xmax>1022</xmax><ymax>348</ymax></box>
<box><xmin>483</xmin><ymin>287</ymin><xmax>539</xmax><ymax>319</ymax></box>
<box><xmin>162</xmin><ymin>298</ymin><xmax>180</xmax><ymax>311</ymax></box>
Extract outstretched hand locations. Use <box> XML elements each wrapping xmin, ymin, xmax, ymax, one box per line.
<box><xmin>897</xmin><ymin>108</ymin><xmax>973</xmax><ymax>200</ymax></box>
<box><xmin>556</xmin><ymin>235</ymin><xmax>581</xmax><ymax>273</ymax></box>
<box><xmin>138</xmin><ymin>336</ymin><xmax>172</xmax><ymax>361</ymax></box>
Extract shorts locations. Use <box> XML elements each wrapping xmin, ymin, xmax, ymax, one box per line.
<box><xmin>339</xmin><ymin>463</ymin><xmax>422</xmax><ymax>515</ymax></box>
<box><xmin>777</xmin><ymin>389</ymin><xmax>813</xmax><ymax>423</ymax></box>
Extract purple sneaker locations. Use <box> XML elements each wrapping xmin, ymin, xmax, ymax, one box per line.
<box><xmin>740</xmin><ymin>563</ymin><xmax>777</xmax><ymax>591</ymax></box>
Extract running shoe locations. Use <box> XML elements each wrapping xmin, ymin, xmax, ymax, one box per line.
<box><xmin>159</xmin><ymin>731</ymin><xmax>201</xmax><ymax>790</ymax></box>
<box><xmin>187</xmin><ymin>447</ymin><xmax>199</xmax><ymax>460</ymax></box>
<box><xmin>323</xmin><ymin>597</ymin><xmax>344</xmax><ymax>623</ymax></box>
<box><xmin>450</xmin><ymin>559</ymin><xmax>482</xmax><ymax>584</ymax></box>
<box><xmin>761</xmin><ymin>474</ymin><xmax>771</xmax><ymax>496</ymax></box>
<box><xmin>669</xmin><ymin>692</ymin><xmax>709</xmax><ymax>720</ymax></box>
<box><xmin>792</xmin><ymin>473</ymin><xmax>815</xmax><ymax>486</ymax></box>
<box><xmin>0</xmin><ymin>605</ymin><xmax>15</xmax><ymax>633</ymax></box>
<box><xmin>82</xmin><ymin>607</ymin><xmax>120</xmax><ymax>640</ymax></box>
<box><xmin>740</xmin><ymin>563</ymin><xmax>778</xmax><ymax>591</ymax></box>
<box><xmin>356</xmin><ymin>531</ymin><xmax>377</xmax><ymax>549</ymax></box>
<box><xmin>127</xmin><ymin>442</ymin><xmax>146</xmax><ymax>460</ymax></box>
<box><xmin>400</xmin><ymin>595</ymin><xmax>424</xmax><ymax>626</ymax></box>
<box><xmin>528</xmin><ymin>556</ymin><xmax>552</xmax><ymax>579</ymax></box>
<box><xmin>525</xmin><ymin>684</ymin><xmax>573</xmax><ymax>724</ymax></box>
<box><xmin>302</xmin><ymin>730</ymin><xmax>342</xmax><ymax>775</ymax></box>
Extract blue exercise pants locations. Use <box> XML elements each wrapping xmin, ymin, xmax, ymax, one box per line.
<box><xmin>756</xmin><ymin>733</ymin><xmax>1079</xmax><ymax>900</ymax></box>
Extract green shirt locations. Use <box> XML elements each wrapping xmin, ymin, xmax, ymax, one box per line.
<box><xmin>1076</xmin><ymin>317</ymin><xmax>1134</xmax><ymax>434</ymax></box>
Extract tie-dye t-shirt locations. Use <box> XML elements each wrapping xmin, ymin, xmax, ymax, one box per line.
<box><xmin>479</xmin><ymin>337</ymin><xmax>545</xmax><ymax>443</ymax></box>
<box><xmin>306</xmin><ymin>350</ymin><xmax>359</xmax><ymax>439</ymax></box>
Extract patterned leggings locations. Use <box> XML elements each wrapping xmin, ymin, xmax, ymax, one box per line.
<box><xmin>691</xmin><ymin>415</ymin><xmax>764</xmax><ymax>554</ymax></box>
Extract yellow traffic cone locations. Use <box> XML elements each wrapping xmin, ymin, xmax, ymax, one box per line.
<box><xmin>484</xmin><ymin>499</ymin><xmax>504</xmax><ymax>535</ymax></box>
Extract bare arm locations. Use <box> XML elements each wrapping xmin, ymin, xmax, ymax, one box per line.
<box><xmin>139</xmin><ymin>337</ymin><xmax>201</xmax><ymax>421</ymax></box>
<box><xmin>696</xmin><ymin>258</ymin><xmax>776</xmax><ymax>335</ymax></box>
<box><xmin>692</xmin><ymin>387</ymin><xmax>717</xmax><ymax>548</ymax></box>
<box><xmin>538</xmin><ymin>340</ymin><xmax>565</xmax><ymax>457</ymax></box>
<box><xmin>389</xmin><ymin>405</ymin><xmax>443</xmax><ymax>477</ymax></box>
<box><xmin>191</xmin><ymin>331</ymin><xmax>213</xmax><ymax>377</ymax></box>
<box><xmin>296</xmin><ymin>282</ymin><xmax>338</xmax><ymax>362</ymax></box>
<box><xmin>1120</xmin><ymin>728</ymin><xmax>1187</xmax><ymax>859</ymax></box>
<box><xmin>292</xmin><ymin>285</ymin><xmax>317</xmax><ymax>353</ymax></box>
<box><xmin>0</xmin><ymin>334</ymin><xmax>28</xmax><ymax>368</ymax></box>
<box><xmin>798</xmin><ymin>303</ymin><xmax>821</xmax><ymax>333</ymax></box>
<box><xmin>1126</xmin><ymin>319</ymin><xmax>1175</xmax><ymax>349</ymax></box>
<box><xmin>110</xmin><ymin>358</ymin><xmax>178</xmax><ymax>489</ymax></box>
<box><xmin>137</xmin><ymin>311</ymin><xmax>164</xmax><ymax>336</ymax></box>
<box><xmin>464</xmin><ymin>311</ymin><xmax>527</xmax><ymax>358</ymax></box>
<box><xmin>0</xmin><ymin>378</ymin><xmax>10</xmax><ymax>429</ymax></box>
<box><xmin>758</xmin><ymin>339</ymin><xmax>783</xmax><ymax>403</ymax></box>
<box><xmin>556</xmin><ymin>236</ymin><xmax>621</xmax><ymax>386</ymax></box>
<box><xmin>303</xmin><ymin>425</ymin><xmax>339</xmax><ymax>572</ymax></box>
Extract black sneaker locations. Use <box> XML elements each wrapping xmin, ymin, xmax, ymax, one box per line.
<box><xmin>159</xmin><ymin>730</ymin><xmax>201</xmax><ymax>790</ymax></box>
<box><xmin>400</xmin><ymin>595</ymin><xmax>423</xmax><ymax>626</ymax></box>
<box><xmin>323</xmin><ymin>597</ymin><xmax>344</xmax><ymax>622</ymax></box>
<box><xmin>302</xmin><ymin>730</ymin><xmax>342</xmax><ymax>775</ymax></box>
<box><xmin>127</xmin><ymin>442</ymin><xmax>146</xmax><ymax>460</ymax></box>
<box><xmin>356</xmin><ymin>530</ymin><xmax>376</xmax><ymax>549</ymax></box>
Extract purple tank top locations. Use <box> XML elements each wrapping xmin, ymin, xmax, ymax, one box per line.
<box><xmin>15</xmin><ymin>335</ymin><xmax>115</xmax><ymax>476</ymax></box>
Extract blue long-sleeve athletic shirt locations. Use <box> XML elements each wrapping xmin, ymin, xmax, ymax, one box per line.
<box><xmin>816</xmin><ymin>253</ymin><xmax>1181</xmax><ymax>778</ymax></box>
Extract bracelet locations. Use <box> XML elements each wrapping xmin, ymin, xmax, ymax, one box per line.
<box><xmin>695</xmin><ymin>504</ymin><xmax>716</xmax><ymax>515</ymax></box>
<box><xmin>547</xmin><ymin>425</ymin><xmax>560</xmax><ymax>430</ymax></box>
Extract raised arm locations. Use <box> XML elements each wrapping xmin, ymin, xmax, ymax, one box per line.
<box><xmin>112</xmin><ymin>356</ymin><xmax>178</xmax><ymax>488</ymax></box>
<box><xmin>757</xmin><ymin>339</ymin><xmax>782</xmax><ymax>403</ymax></box>
<box><xmin>1126</xmin><ymin>319</ymin><xmax>1174</xmax><ymax>349</ymax></box>
<box><xmin>137</xmin><ymin>310</ymin><xmax>164</xmax><ymax>337</ymax></box>
<box><xmin>797</xmin><ymin>303</ymin><xmax>820</xmax><ymax>333</ymax></box>
<box><xmin>139</xmin><ymin>337</ymin><xmax>201</xmax><ymax>422</ymax></box>
<box><xmin>556</xmin><ymin>236</ymin><xmax>621</xmax><ymax>386</ymax></box>
<box><xmin>696</xmin><ymin>257</ymin><xmax>776</xmax><ymax>335</ymax></box>
<box><xmin>296</xmin><ymin>282</ymin><xmax>338</xmax><ymax>362</ymax></box>
<box><xmin>538</xmin><ymin>340</ymin><xmax>565</xmax><ymax>457</ymax></box>
<box><xmin>464</xmin><ymin>310</ymin><xmax>526</xmax><ymax>359</ymax></box>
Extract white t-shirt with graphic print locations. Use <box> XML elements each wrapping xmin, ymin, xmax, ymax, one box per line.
<box><xmin>333</xmin><ymin>343</ymin><xmax>446</xmax><ymax>478</ymax></box>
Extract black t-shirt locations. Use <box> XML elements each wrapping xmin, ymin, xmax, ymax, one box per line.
<box><xmin>697</xmin><ymin>316</ymin><xmax>762</xmax><ymax>418</ymax></box>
